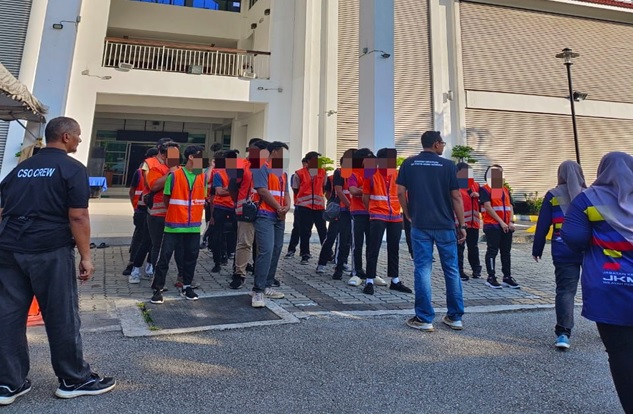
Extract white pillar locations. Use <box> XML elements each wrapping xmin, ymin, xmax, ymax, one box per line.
<box><xmin>358</xmin><ymin>0</ymin><xmax>395</xmax><ymax>151</ymax></box>
<box><xmin>317</xmin><ymin>0</ymin><xmax>338</xmax><ymax>162</ymax></box>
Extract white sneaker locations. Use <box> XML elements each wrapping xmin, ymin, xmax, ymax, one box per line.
<box><xmin>264</xmin><ymin>288</ymin><xmax>285</xmax><ymax>299</ymax></box>
<box><xmin>315</xmin><ymin>265</ymin><xmax>326</xmax><ymax>274</ymax></box>
<box><xmin>442</xmin><ymin>315</ymin><xmax>463</xmax><ymax>330</ymax></box>
<box><xmin>252</xmin><ymin>292</ymin><xmax>265</xmax><ymax>308</ymax></box>
<box><xmin>374</xmin><ymin>276</ymin><xmax>388</xmax><ymax>286</ymax></box>
<box><xmin>348</xmin><ymin>276</ymin><xmax>363</xmax><ymax>286</ymax></box>
<box><xmin>342</xmin><ymin>263</ymin><xmax>351</xmax><ymax>272</ymax></box>
<box><xmin>128</xmin><ymin>273</ymin><xmax>140</xmax><ymax>284</ymax></box>
<box><xmin>144</xmin><ymin>263</ymin><xmax>154</xmax><ymax>277</ymax></box>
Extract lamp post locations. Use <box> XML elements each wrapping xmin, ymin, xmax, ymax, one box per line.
<box><xmin>556</xmin><ymin>47</ymin><xmax>581</xmax><ymax>165</ymax></box>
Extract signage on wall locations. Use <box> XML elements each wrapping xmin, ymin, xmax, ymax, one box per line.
<box><xmin>576</xmin><ymin>0</ymin><xmax>633</xmax><ymax>8</ymax></box>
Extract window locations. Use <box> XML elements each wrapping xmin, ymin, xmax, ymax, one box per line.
<box><xmin>133</xmin><ymin>0</ymin><xmax>241</xmax><ymax>12</ymax></box>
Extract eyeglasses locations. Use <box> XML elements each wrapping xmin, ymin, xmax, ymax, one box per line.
<box><xmin>436</xmin><ymin>141</ymin><xmax>447</xmax><ymax>146</ymax></box>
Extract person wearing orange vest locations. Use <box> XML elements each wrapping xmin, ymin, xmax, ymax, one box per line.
<box><xmin>346</xmin><ymin>148</ymin><xmax>374</xmax><ymax>287</ymax></box>
<box><xmin>480</xmin><ymin>164</ymin><xmax>520</xmax><ymax>289</ymax></box>
<box><xmin>251</xmin><ymin>141</ymin><xmax>290</xmax><ymax>308</ymax></box>
<box><xmin>316</xmin><ymin>149</ymin><xmax>355</xmax><ymax>280</ymax></box>
<box><xmin>210</xmin><ymin>150</ymin><xmax>239</xmax><ymax>273</ymax></box>
<box><xmin>126</xmin><ymin>148</ymin><xmax>158</xmax><ymax>284</ymax></box>
<box><xmin>361</xmin><ymin>148</ymin><xmax>413</xmax><ymax>295</ymax></box>
<box><xmin>456</xmin><ymin>162</ymin><xmax>482</xmax><ymax>282</ymax></box>
<box><xmin>293</xmin><ymin>151</ymin><xmax>328</xmax><ymax>265</ymax></box>
<box><xmin>229</xmin><ymin>139</ymin><xmax>268</xmax><ymax>289</ymax></box>
<box><xmin>150</xmin><ymin>145</ymin><xmax>207</xmax><ymax>304</ymax></box>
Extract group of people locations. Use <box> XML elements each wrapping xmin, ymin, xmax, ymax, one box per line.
<box><xmin>0</xmin><ymin>116</ymin><xmax>630</xmax><ymax>413</ymax></box>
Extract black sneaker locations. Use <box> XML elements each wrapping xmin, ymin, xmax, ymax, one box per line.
<box><xmin>150</xmin><ymin>289</ymin><xmax>164</xmax><ymax>304</ymax></box>
<box><xmin>332</xmin><ymin>269</ymin><xmax>343</xmax><ymax>280</ymax></box>
<box><xmin>272</xmin><ymin>278</ymin><xmax>281</xmax><ymax>287</ymax></box>
<box><xmin>211</xmin><ymin>264</ymin><xmax>222</xmax><ymax>273</ymax></box>
<box><xmin>300</xmin><ymin>258</ymin><xmax>309</xmax><ymax>265</ymax></box>
<box><xmin>181</xmin><ymin>286</ymin><xmax>199</xmax><ymax>301</ymax></box>
<box><xmin>246</xmin><ymin>263</ymin><xmax>255</xmax><ymax>273</ymax></box>
<box><xmin>363</xmin><ymin>283</ymin><xmax>375</xmax><ymax>295</ymax></box>
<box><xmin>0</xmin><ymin>379</ymin><xmax>31</xmax><ymax>406</ymax></box>
<box><xmin>390</xmin><ymin>281</ymin><xmax>412</xmax><ymax>293</ymax></box>
<box><xmin>121</xmin><ymin>264</ymin><xmax>133</xmax><ymax>276</ymax></box>
<box><xmin>460</xmin><ymin>273</ymin><xmax>469</xmax><ymax>281</ymax></box>
<box><xmin>502</xmin><ymin>277</ymin><xmax>521</xmax><ymax>289</ymax></box>
<box><xmin>471</xmin><ymin>272</ymin><xmax>481</xmax><ymax>279</ymax></box>
<box><xmin>55</xmin><ymin>373</ymin><xmax>116</xmax><ymax>399</ymax></box>
<box><xmin>199</xmin><ymin>241</ymin><xmax>207</xmax><ymax>249</ymax></box>
<box><xmin>486</xmin><ymin>277</ymin><xmax>502</xmax><ymax>289</ymax></box>
<box><xmin>285</xmin><ymin>250</ymin><xmax>295</xmax><ymax>258</ymax></box>
<box><xmin>229</xmin><ymin>274</ymin><xmax>245</xmax><ymax>289</ymax></box>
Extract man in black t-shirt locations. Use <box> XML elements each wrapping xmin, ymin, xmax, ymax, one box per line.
<box><xmin>0</xmin><ymin>117</ymin><xmax>115</xmax><ymax>405</ymax></box>
<box><xmin>397</xmin><ymin>131</ymin><xmax>467</xmax><ymax>333</ymax></box>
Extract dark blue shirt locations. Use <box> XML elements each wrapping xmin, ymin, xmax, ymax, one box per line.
<box><xmin>0</xmin><ymin>148</ymin><xmax>89</xmax><ymax>253</ymax></box>
<box><xmin>396</xmin><ymin>151</ymin><xmax>459</xmax><ymax>230</ymax></box>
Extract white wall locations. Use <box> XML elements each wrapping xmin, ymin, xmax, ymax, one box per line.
<box><xmin>108</xmin><ymin>0</ymin><xmax>242</xmax><ymax>42</ymax></box>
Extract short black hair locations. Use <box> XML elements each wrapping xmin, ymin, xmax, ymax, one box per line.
<box><xmin>210</xmin><ymin>142</ymin><xmax>223</xmax><ymax>152</ymax></box>
<box><xmin>267</xmin><ymin>141</ymin><xmax>289</xmax><ymax>152</ymax></box>
<box><xmin>340</xmin><ymin>148</ymin><xmax>356</xmax><ymax>164</ymax></box>
<box><xmin>184</xmin><ymin>145</ymin><xmax>204</xmax><ymax>159</ymax></box>
<box><xmin>456</xmin><ymin>162</ymin><xmax>469</xmax><ymax>171</ymax></box>
<box><xmin>156</xmin><ymin>137</ymin><xmax>173</xmax><ymax>147</ymax></box>
<box><xmin>145</xmin><ymin>148</ymin><xmax>159</xmax><ymax>158</ymax></box>
<box><xmin>213</xmin><ymin>150</ymin><xmax>226</xmax><ymax>160</ymax></box>
<box><xmin>303</xmin><ymin>151</ymin><xmax>321</xmax><ymax>162</ymax></box>
<box><xmin>248</xmin><ymin>138</ymin><xmax>263</xmax><ymax>147</ymax></box>
<box><xmin>251</xmin><ymin>140</ymin><xmax>269</xmax><ymax>150</ymax></box>
<box><xmin>353</xmin><ymin>148</ymin><xmax>374</xmax><ymax>159</ymax></box>
<box><xmin>45</xmin><ymin>117</ymin><xmax>79</xmax><ymax>143</ymax></box>
<box><xmin>224</xmin><ymin>149</ymin><xmax>240</xmax><ymax>159</ymax></box>
<box><xmin>421</xmin><ymin>131</ymin><xmax>442</xmax><ymax>148</ymax></box>
<box><xmin>376</xmin><ymin>148</ymin><xmax>396</xmax><ymax>159</ymax></box>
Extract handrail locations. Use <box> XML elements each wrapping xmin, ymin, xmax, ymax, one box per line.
<box><xmin>104</xmin><ymin>37</ymin><xmax>271</xmax><ymax>56</ymax></box>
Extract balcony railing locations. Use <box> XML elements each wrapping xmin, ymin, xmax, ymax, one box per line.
<box><xmin>102</xmin><ymin>37</ymin><xmax>270</xmax><ymax>79</ymax></box>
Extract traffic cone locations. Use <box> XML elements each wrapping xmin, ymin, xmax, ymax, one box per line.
<box><xmin>27</xmin><ymin>297</ymin><xmax>44</xmax><ymax>327</ymax></box>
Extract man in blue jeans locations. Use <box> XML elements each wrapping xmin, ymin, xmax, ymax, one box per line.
<box><xmin>397</xmin><ymin>131</ymin><xmax>467</xmax><ymax>332</ymax></box>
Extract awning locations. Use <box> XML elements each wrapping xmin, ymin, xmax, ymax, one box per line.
<box><xmin>0</xmin><ymin>62</ymin><xmax>46</xmax><ymax>123</ymax></box>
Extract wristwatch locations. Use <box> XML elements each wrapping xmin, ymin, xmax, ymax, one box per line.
<box><xmin>460</xmin><ymin>225</ymin><xmax>468</xmax><ymax>230</ymax></box>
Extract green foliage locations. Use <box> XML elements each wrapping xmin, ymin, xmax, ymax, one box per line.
<box><xmin>524</xmin><ymin>192</ymin><xmax>544</xmax><ymax>215</ymax></box>
<box><xmin>137</xmin><ymin>303</ymin><xmax>160</xmax><ymax>331</ymax></box>
<box><xmin>318</xmin><ymin>156</ymin><xmax>335</xmax><ymax>172</ymax></box>
<box><xmin>396</xmin><ymin>156</ymin><xmax>406</xmax><ymax>168</ymax></box>
<box><xmin>504</xmin><ymin>179</ymin><xmax>513</xmax><ymax>195</ymax></box>
<box><xmin>451</xmin><ymin>145</ymin><xmax>478</xmax><ymax>164</ymax></box>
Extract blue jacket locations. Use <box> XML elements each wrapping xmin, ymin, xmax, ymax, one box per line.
<box><xmin>561</xmin><ymin>193</ymin><xmax>633</xmax><ymax>327</ymax></box>
<box><xmin>532</xmin><ymin>191</ymin><xmax>582</xmax><ymax>264</ymax></box>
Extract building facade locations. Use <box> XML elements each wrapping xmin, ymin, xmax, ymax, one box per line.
<box><xmin>1</xmin><ymin>0</ymin><xmax>632</xmax><ymax>198</ymax></box>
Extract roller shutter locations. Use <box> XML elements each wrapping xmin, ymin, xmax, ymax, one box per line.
<box><xmin>466</xmin><ymin>109</ymin><xmax>633</xmax><ymax>198</ymax></box>
<box><xmin>0</xmin><ymin>0</ymin><xmax>33</xmax><ymax>168</ymax></box>
<box><xmin>337</xmin><ymin>0</ymin><xmax>433</xmax><ymax>161</ymax></box>
<box><xmin>460</xmin><ymin>1</ymin><xmax>633</xmax><ymax>104</ymax></box>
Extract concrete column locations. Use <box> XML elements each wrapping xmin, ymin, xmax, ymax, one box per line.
<box><xmin>358</xmin><ymin>0</ymin><xmax>395</xmax><ymax>151</ymax></box>
<box><xmin>317</xmin><ymin>0</ymin><xmax>338</xmax><ymax>161</ymax></box>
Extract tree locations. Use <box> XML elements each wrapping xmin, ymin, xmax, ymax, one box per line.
<box><xmin>451</xmin><ymin>145</ymin><xmax>478</xmax><ymax>164</ymax></box>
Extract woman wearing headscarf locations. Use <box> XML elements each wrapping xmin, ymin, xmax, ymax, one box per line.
<box><xmin>561</xmin><ymin>152</ymin><xmax>633</xmax><ymax>414</ymax></box>
<box><xmin>532</xmin><ymin>160</ymin><xmax>586</xmax><ymax>350</ymax></box>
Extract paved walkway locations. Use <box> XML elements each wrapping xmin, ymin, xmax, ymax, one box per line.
<box><xmin>79</xmin><ymin>240</ymin><xmax>566</xmax><ymax>331</ymax></box>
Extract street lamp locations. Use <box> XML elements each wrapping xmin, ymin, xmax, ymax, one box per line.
<box><xmin>556</xmin><ymin>47</ymin><xmax>581</xmax><ymax>165</ymax></box>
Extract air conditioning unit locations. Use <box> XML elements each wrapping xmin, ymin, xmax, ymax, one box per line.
<box><xmin>118</xmin><ymin>62</ymin><xmax>134</xmax><ymax>72</ymax></box>
<box><xmin>188</xmin><ymin>65</ymin><xmax>203</xmax><ymax>75</ymax></box>
<box><xmin>241</xmin><ymin>71</ymin><xmax>257</xmax><ymax>79</ymax></box>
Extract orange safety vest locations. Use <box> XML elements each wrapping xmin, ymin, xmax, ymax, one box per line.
<box><xmin>252</xmin><ymin>165</ymin><xmax>287</xmax><ymax>219</ymax></box>
<box><xmin>349</xmin><ymin>172</ymin><xmax>367</xmax><ymax>215</ymax></box>
<box><xmin>235</xmin><ymin>159</ymin><xmax>255</xmax><ymax>216</ymax></box>
<box><xmin>146</xmin><ymin>157</ymin><xmax>169</xmax><ymax>217</ymax></box>
<box><xmin>294</xmin><ymin>167</ymin><xmax>326</xmax><ymax>210</ymax></box>
<box><xmin>165</xmin><ymin>168</ymin><xmax>206</xmax><ymax>229</ymax></box>
<box><xmin>367</xmin><ymin>171</ymin><xmax>402</xmax><ymax>222</ymax></box>
<box><xmin>331</xmin><ymin>168</ymin><xmax>351</xmax><ymax>211</ymax></box>
<box><xmin>458</xmin><ymin>182</ymin><xmax>481</xmax><ymax>229</ymax></box>
<box><xmin>213</xmin><ymin>169</ymin><xmax>235</xmax><ymax>210</ymax></box>
<box><xmin>481</xmin><ymin>184</ymin><xmax>512</xmax><ymax>226</ymax></box>
<box><xmin>132</xmin><ymin>168</ymin><xmax>145</xmax><ymax>210</ymax></box>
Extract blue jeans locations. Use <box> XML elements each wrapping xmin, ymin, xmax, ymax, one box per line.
<box><xmin>554</xmin><ymin>262</ymin><xmax>581</xmax><ymax>337</ymax></box>
<box><xmin>253</xmin><ymin>216</ymin><xmax>285</xmax><ymax>292</ymax></box>
<box><xmin>411</xmin><ymin>228</ymin><xmax>464</xmax><ymax>323</ymax></box>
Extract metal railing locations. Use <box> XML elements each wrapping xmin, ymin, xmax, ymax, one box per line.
<box><xmin>102</xmin><ymin>37</ymin><xmax>270</xmax><ymax>79</ymax></box>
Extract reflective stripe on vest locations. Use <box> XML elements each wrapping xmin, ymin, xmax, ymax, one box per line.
<box><xmin>294</xmin><ymin>167</ymin><xmax>326</xmax><ymax>210</ymax></box>
<box><xmin>349</xmin><ymin>173</ymin><xmax>368</xmax><ymax>214</ymax></box>
<box><xmin>252</xmin><ymin>168</ymin><xmax>286</xmax><ymax>218</ymax></box>
<box><xmin>368</xmin><ymin>173</ymin><xmax>402</xmax><ymax>222</ymax></box>
<box><xmin>213</xmin><ymin>169</ymin><xmax>235</xmax><ymax>210</ymax></box>
<box><xmin>164</xmin><ymin>168</ymin><xmax>206</xmax><ymax>229</ymax></box>
<box><xmin>482</xmin><ymin>185</ymin><xmax>512</xmax><ymax>225</ymax></box>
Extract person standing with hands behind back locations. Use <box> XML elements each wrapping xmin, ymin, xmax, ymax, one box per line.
<box><xmin>0</xmin><ymin>117</ymin><xmax>115</xmax><ymax>406</ymax></box>
<box><xmin>480</xmin><ymin>165</ymin><xmax>520</xmax><ymax>289</ymax></box>
<box><xmin>398</xmin><ymin>131</ymin><xmax>466</xmax><ymax>332</ymax></box>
